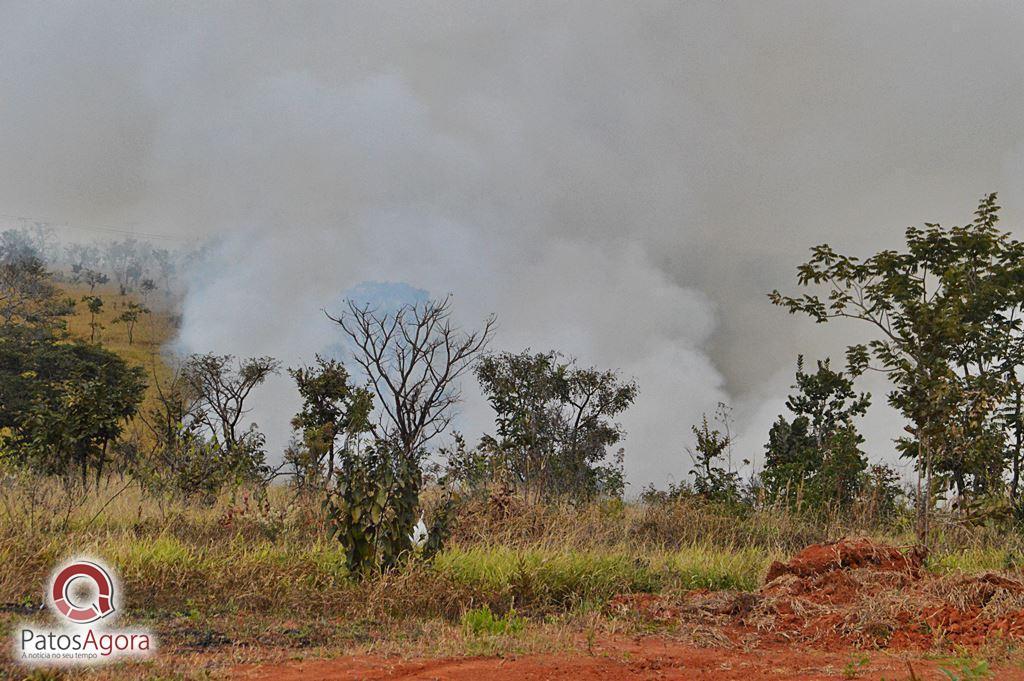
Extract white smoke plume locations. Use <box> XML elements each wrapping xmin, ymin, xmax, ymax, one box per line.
<box><xmin>2</xmin><ymin>2</ymin><xmax>1024</xmax><ymax>489</ymax></box>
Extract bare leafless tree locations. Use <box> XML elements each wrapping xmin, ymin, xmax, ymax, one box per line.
<box><xmin>328</xmin><ymin>296</ymin><xmax>495</xmax><ymax>458</ymax></box>
<box><xmin>134</xmin><ymin>355</ymin><xmax>280</xmax><ymax>498</ymax></box>
<box><xmin>181</xmin><ymin>353</ymin><xmax>281</xmax><ymax>450</ymax></box>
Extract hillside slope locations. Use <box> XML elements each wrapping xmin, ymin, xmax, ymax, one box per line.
<box><xmin>62</xmin><ymin>282</ymin><xmax>179</xmax><ymax>442</ymax></box>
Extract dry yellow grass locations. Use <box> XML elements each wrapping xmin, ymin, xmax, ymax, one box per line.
<box><xmin>2</xmin><ymin>481</ymin><xmax>1023</xmax><ymax>678</ymax></box>
<box><xmin>63</xmin><ymin>283</ymin><xmax>175</xmax><ymax>361</ymax></box>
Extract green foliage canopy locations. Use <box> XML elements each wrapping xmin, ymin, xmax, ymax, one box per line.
<box><xmin>473</xmin><ymin>349</ymin><xmax>638</xmax><ymax>501</ymax></box>
<box><xmin>770</xmin><ymin>194</ymin><xmax>1024</xmax><ymax>499</ymax></box>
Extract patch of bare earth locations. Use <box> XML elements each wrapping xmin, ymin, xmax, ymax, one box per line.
<box><xmin>232</xmin><ymin>638</ymin><xmax>966</xmax><ymax>680</ymax></box>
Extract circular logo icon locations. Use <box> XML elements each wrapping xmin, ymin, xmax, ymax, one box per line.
<box><xmin>50</xmin><ymin>560</ymin><xmax>116</xmax><ymax>624</ymax></box>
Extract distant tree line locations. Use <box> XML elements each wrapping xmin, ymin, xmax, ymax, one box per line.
<box><xmin>2</xmin><ymin>222</ymin><xmax>193</xmax><ymax>300</ymax></box>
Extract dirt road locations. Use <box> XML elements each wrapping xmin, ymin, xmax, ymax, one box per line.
<box><xmin>232</xmin><ymin>637</ymin><xmax>1016</xmax><ymax>680</ymax></box>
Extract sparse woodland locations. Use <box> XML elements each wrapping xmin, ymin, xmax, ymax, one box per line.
<box><xmin>6</xmin><ymin>197</ymin><xmax>1024</xmax><ymax>677</ymax></box>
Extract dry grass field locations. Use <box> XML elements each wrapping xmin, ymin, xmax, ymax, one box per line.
<box><xmin>4</xmin><ymin>480</ymin><xmax>1024</xmax><ymax>679</ymax></box>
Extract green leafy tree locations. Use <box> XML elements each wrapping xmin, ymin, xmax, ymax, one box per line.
<box><xmin>113</xmin><ymin>301</ymin><xmax>149</xmax><ymax>345</ymax></box>
<box><xmin>688</xmin><ymin>403</ymin><xmax>743</xmax><ymax>503</ymax></box>
<box><xmin>288</xmin><ymin>355</ymin><xmax>373</xmax><ymax>487</ymax></box>
<box><xmin>784</xmin><ymin>356</ymin><xmax>872</xmax><ymax>446</ymax></box>
<box><xmin>0</xmin><ymin>240</ymin><xmax>143</xmax><ymax>487</ymax></box>
<box><xmin>436</xmin><ymin>432</ymin><xmax>503</xmax><ymax>493</ymax></box>
<box><xmin>1002</xmin><ymin>387</ymin><xmax>1024</xmax><ymax>502</ymax></box>
<box><xmin>861</xmin><ymin>463</ymin><xmax>905</xmax><ymax>523</ymax></box>
<box><xmin>770</xmin><ymin>194</ymin><xmax>1024</xmax><ymax>536</ymax></box>
<box><xmin>1</xmin><ymin>342</ymin><xmax>145</xmax><ymax>487</ymax></box>
<box><xmin>762</xmin><ymin>415</ymin><xmax>816</xmax><ymax>505</ymax></box>
<box><xmin>474</xmin><ymin>350</ymin><xmax>638</xmax><ymax>501</ymax></box>
<box><xmin>762</xmin><ymin>357</ymin><xmax>871</xmax><ymax>513</ymax></box>
<box><xmin>81</xmin><ymin>295</ymin><xmax>104</xmax><ymax>342</ymax></box>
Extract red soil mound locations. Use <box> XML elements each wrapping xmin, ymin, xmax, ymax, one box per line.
<box><xmin>887</xmin><ymin>573</ymin><xmax>1024</xmax><ymax>648</ymax></box>
<box><xmin>615</xmin><ymin>538</ymin><xmax>1024</xmax><ymax>653</ymax></box>
<box><xmin>764</xmin><ymin>538</ymin><xmax>926</xmax><ymax>582</ymax></box>
<box><xmin>756</xmin><ymin>540</ymin><xmax>1024</xmax><ymax>649</ymax></box>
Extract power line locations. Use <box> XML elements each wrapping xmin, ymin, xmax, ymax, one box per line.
<box><xmin>0</xmin><ymin>213</ymin><xmax>193</xmax><ymax>243</ymax></box>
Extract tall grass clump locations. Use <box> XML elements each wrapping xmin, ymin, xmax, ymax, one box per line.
<box><xmin>435</xmin><ymin>545</ymin><xmax>658</xmax><ymax>610</ymax></box>
<box><xmin>657</xmin><ymin>544</ymin><xmax>781</xmax><ymax>592</ymax></box>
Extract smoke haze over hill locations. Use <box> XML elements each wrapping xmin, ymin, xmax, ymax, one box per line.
<box><xmin>2</xmin><ymin>1</ymin><xmax>1024</xmax><ymax>488</ymax></box>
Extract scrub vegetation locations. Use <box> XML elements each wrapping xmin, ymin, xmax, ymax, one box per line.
<box><xmin>8</xmin><ymin>198</ymin><xmax>1024</xmax><ymax>678</ymax></box>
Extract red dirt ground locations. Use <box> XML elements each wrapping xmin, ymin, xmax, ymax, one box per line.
<box><xmin>233</xmin><ymin>639</ymin><xmax>1023</xmax><ymax>680</ymax></box>
<box><xmin>235</xmin><ymin>539</ymin><xmax>1024</xmax><ymax>680</ymax></box>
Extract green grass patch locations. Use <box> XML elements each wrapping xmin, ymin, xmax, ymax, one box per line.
<box><xmin>655</xmin><ymin>544</ymin><xmax>778</xmax><ymax>591</ymax></box>
<box><xmin>461</xmin><ymin>605</ymin><xmax>525</xmax><ymax>636</ymax></box>
<box><xmin>433</xmin><ymin>542</ymin><xmax>775</xmax><ymax>608</ymax></box>
<box><xmin>434</xmin><ymin>545</ymin><xmax>659</xmax><ymax>605</ymax></box>
<box><xmin>927</xmin><ymin>548</ymin><xmax>1017</xmax><ymax>575</ymax></box>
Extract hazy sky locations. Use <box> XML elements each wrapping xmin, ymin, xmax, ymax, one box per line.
<box><xmin>2</xmin><ymin>1</ymin><xmax>1023</xmax><ymax>488</ymax></box>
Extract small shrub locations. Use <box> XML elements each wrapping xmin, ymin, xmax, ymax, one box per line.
<box><xmin>842</xmin><ymin>652</ymin><xmax>870</xmax><ymax>678</ymax></box>
<box><xmin>939</xmin><ymin>656</ymin><xmax>992</xmax><ymax>681</ymax></box>
<box><xmin>461</xmin><ymin>605</ymin><xmax>525</xmax><ymax>636</ymax></box>
<box><xmin>325</xmin><ymin>441</ymin><xmax>420</xmax><ymax>575</ymax></box>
